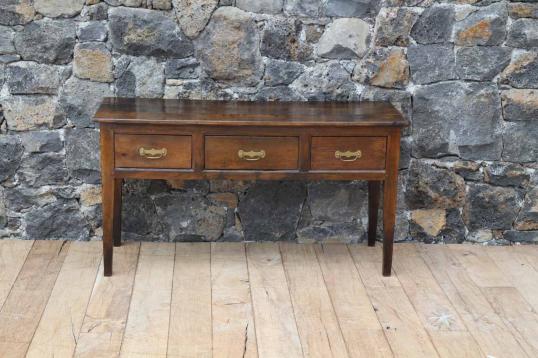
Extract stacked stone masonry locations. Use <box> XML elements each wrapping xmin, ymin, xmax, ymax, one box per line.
<box><xmin>0</xmin><ymin>0</ymin><xmax>537</xmax><ymax>244</ymax></box>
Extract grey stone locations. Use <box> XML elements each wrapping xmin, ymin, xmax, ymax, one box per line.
<box><xmin>290</xmin><ymin>62</ymin><xmax>359</xmax><ymax>101</ymax></box>
<box><xmin>297</xmin><ymin>222</ymin><xmax>364</xmax><ymax>243</ymax></box>
<box><xmin>165</xmin><ymin>58</ymin><xmax>200</xmax><ymax>79</ymax></box>
<box><xmin>454</xmin><ymin>3</ymin><xmax>508</xmax><ymax>46</ymax></box>
<box><xmin>261</xmin><ymin>17</ymin><xmax>312</xmax><ymax>62</ymax></box>
<box><xmin>14</xmin><ymin>19</ymin><xmax>76</xmax><ymax>65</ymax></box>
<box><xmin>238</xmin><ymin>182</ymin><xmax>306</xmax><ymax>241</ymax></box>
<box><xmin>502</xmin><ymin>121</ymin><xmax>538</xmax><ymax>163</ymax></box>
<box><xmin>326</xmin><ymin>0</ymin><xmax>379</xmax><ymax>18</ymax></box>
<box><xmin>456</xmin><ymin>46</ymin><xmax>511</xmax><ymax>81</ymax></box>
<box><xmin>375</xmin><ymin>7</ymin><xmax>419</xmax><ymax>47</ymax></box>
<box><xmin>405</xmin><ymin>160</ymin><xmax>466</xmax><ymax>210</ymax></box>
<box><xmin>74</xmin><ymin>42</ymin><xmax>113</xmax><ymax>82</ymax></box>
<box><xmin>34</xmin><ymin>0</ymin><xmax>85</xmax><ymax>18</ymax></box>
<box><xmin>121</xmin><ymin>180</ymin><xmax>164</xmax><ymax>240</ymax></box>
<box><xmin>0</xmin><ymin>135</ymin><xmax>23</xmax><ymax>183</ymax></box>
<box><xmin>453</xmin><ymin>160</ymin><xmax>483</xmax><ymax>182</ymax></box>
<box><xmin>254</xmin><ymin>86</ymin><xmax>304</xmax><ymax>101</ymax></box>
<box><xmin>25</xmin><ymin>200</ymin><xmax>90</xmax><ymax>240</ymax></box>
<box><xmin>195</xmin><ymin>7</ymin><xmax>262</xmax><ymax>86</ymax></box>
<box><xmin>19</xmin><ymin>153</ymin><xmax>68</xmax><ymax>187</ymax></box>
<box><xmin>411</xmin><ymin>5</ymin><xmax>454</xmax><ymax>44</ymax></box>
<box><xmin>164</xmin><ymin>78</ymin><xmax>230</xmax><ymax>100</ymax></box>
<box><xmin>317</xmin><ymin>18</ymin><xmax>370</xmax><ymax>59</ymax></box>
<box><xmin>173</xmin><ymin>0</ymin><xmax>218</xmax><ymax>39</ymax></box>
<box><xmin>503</xmin><ymin>230</ymin><xmax>538</xmax><ymax>244</ymax></box>
<box><xmin>408</xmin><ymin>44</ymin><xmax>456</xmax><ymax>85</ymax></box>
<box><xmin>65</xmin><ymin>129</ymin><xmax>100</xmax><ymax>184</ymax></box>
<box><xmin>0</xmin><ymin>188</ymin><xmax>5</xmax><ymax>228</ymax></box>
<box><xmin>154</xmin><ymin>192</ymin><xmax>227</xmax><ymax>241</ymax></box>
<box><xmin>360</xmin><ymin>87</ymin><xmax>412</xmax><ymax>129</ymax></box>
<box><xmin>116</xmin><ymin>56</ymin><xmax>164</xmax><ymax>98</ymax></box>
<box><xmin>109</xmin><ymin>7</ymin><xmax>193</xmax><ymax>58</ymax></box>
<box><xmin>464</xmin><ymin>183</ymin><xmax>521</xmax><ymax>230</ymax></box>
<box><xmin>5</xmin><ymin>186</ymin><xmax>58</xmax><ymax>212</ymax></box>
<box><xmin>484</xmin><ymin>162</ymin><xmax>529</xmax><ymax>187</ymax></box>
<box><xmin>7</xmin><ymin>62</ymin><xmax>69</xmax><ymax>95</ymax></box>
<box><xmin>515</xmin><ymin>187</ymin><xmax>538</xmax><ymax>230</ymax></box>
<box><xmin>20</xmin><ymin>131</ymin><xmax>63</xmax><ymax>153</ymax></box>
<box><xmin>263</xmin><ymin>59</ymin><xmax>303</xmax><ymax>86</ymax></box>
<box><xmin>0</xmin><ymin>0</ymin><xmax>35</xmax><ymax>26</ymax></box>
<box><xmin>501</xmin><ymin>50</ymin><xmax>538</xmax><ymax>89</ymax></box>
<box><xmin>0</xmin><ymin>26</ymin><xmax>15</xmax><ymax>54</ymax></box>
<box><xmin>77</xmin><ymin>21</ymin><xmax>108</xmax><ymax>42</ymax></box>
<box><xmin>413</xmin><ymin>82</ymin><xmax>502</xmax><ymax>160</ymax></box>
<box><xmin>307</xmin><ymin>181</ymin><xmax>367</xmax><ymax>222</ymax></box>
<box><xmin>284</xmin><ymin>0</ymin><xmax>321</xmax><ymax>17</ymax></box>
<box><xmin>0</xmin><ymin>54</ymin><xmax>20</xmax><ymax>63</ymax></box>
<box><xmin>507</xmin><ymin>18</ymin><xmax>538</xmax><ymax>48</ymax></box>
<box><xmin>354</xmin><ymin>47</ymin><xmax>409</xmax><ymax>89</ymax></box>
<box><xmin>502</xmin><ymin>89</ymin><xmax>538</xmax><ymax>121</ymax></box>
<box><xmin>236</xmin><ymin>0</ymin><xmax>282</xmax><ymax>14</ymax></box>
<box><xmin>3</xmin><ymin>95</ymin><xmax>60</xmax><ymax>131</ymax></box>
<box><xmin>80</xmin><ymin>3</ymin><xmax>108</xmax><ymax>21</ymax></box>
<box><xmin>58</xmin><ymin>77</ymin><xmax>112</xmax><ymax>128</ymax></box>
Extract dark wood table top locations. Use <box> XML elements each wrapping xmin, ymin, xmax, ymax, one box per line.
<box><xmin>94</xmin><ymin>98</ymin><xmax>408</xmax><ymax>127</ymax></box>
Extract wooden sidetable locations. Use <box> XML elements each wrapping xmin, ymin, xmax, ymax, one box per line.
<box><xmin>95</xmin><ymin>98</ymin><xmax>408</xmax><ymax>276</ymax></box>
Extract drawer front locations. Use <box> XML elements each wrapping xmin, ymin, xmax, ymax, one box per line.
<box><xmin>205</xmin><ymin>136</ymin><xmax>299</xmax><ymax>170</ymax></box>
<box><xmin>115</xmin><ymin>134</ymin><xmax>192</xmax><ymax>169</ymax></box>
<box><xmin>311</xmin><ymin>136</ymin><xmax>386</xmax><ymax>170</ymax></box>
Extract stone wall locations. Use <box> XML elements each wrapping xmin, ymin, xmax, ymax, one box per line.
<box><xmin>0</xmin><ymin>0</ymin><xmax>537</xmax><ymax>244</ymax></box>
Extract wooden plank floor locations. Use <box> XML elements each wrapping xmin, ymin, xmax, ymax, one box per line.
<box><xmin>0</xmin><ymin>240</ymin><xmax>537</xmax><ymax>358</ymax></box>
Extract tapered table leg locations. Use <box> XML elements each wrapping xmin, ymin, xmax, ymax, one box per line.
<box><xmin>113</xmin><ymin>179</ymin><xmax>123</xmax><ymax>247</ymax></box>
<box><xmin>368</xmin><ymin>181</ymin><xmax>381</xmax><ymax>247</ymax></box>
<box><xmin>100</xmin><ymin>125</ymin><xmax>115</xmax><ymax>277</ymax></box>
<box><xmin>382</xmin><ymin>132</ymin><xmax>401</xmax><ymax>277</ymax></box>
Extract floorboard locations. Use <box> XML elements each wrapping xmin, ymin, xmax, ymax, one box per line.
<box><xmin>0</xmin><ymin>240</ymin><xmax>535</xmax><ymax>358</ymax></box>
<box><xmin>0</xmin><ymin>240</ymin><xmax>69</xmax><ymax>357</ymax></box>
<box><xmin>211</xmin><ymin>243</ymin><xmax>258</xmax><ymax>358</ymax></box>
<box><xmin>74</xmin><ymin>242</ymin><xmax>140</xmax><ymax>358</ymax></box>
<box><xmin>246</xmin><ymin>243</ymin><xmax>303</xmax><ymax>358</ymax></box>
<box><xmin>167</xmin><ymin>243</ymin><xmax>212</xmax><ymax>358</ymax></box>
<box><xmin>420</xmin><ymin>245</ymin><xmax>530</xmax><ymax>358</ymax></box>
<box><xmin>26</xmin><ymin>241</ymin><xmax>101</xmax><ymax>358</ymax></box>
<box><xmin>349</xmin><ymin>245</ymin><xmax>440</xmax><ymax>358</ymax></box>
<box><xmin>121</xmin><ymin>242</ymin><xmax>175</xmax><ymax>357</ymax></box>
<box><xmin>280</xmin><ymin>243</ymin><xmax>349</xmax><ymax>358</ymax></box>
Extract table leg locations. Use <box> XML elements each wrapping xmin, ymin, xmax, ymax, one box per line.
<box><xmin>100</xmin><ymin>126</ymin><xmax>115</xmax><ymax>277</ymax></box>
<box><xmin>382</xmin><ymin>133</ymin><xmax>400</xmax><ymax>277</ymax></box>
<box><xmin>367</xmin><ymin>181</ymin><xmax>381</xmax><ymax>247</ymax></box>
<box><xmin>113</xmin><ymin>178</ymin><xmax>123</xmax><ymax>247</ymax></box>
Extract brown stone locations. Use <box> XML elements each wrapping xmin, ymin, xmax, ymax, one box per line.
<box><xmin>370</xmin><ymin>49</ymin><xmax>409</xmax><ymax>89</ymax></box>
<box><xmin>411</xmin><ymin>209</ymin><xmax>446</xmax><ymax>237</ymax></box>
<box><xmin>73</xmin><ymin>43</ymin><xmax>113</xmax><ymax>83</ymax></box>
<box><xmin>79</xmin><ymin>184</ymin><xmax>102</xmax><ymax>206</ymax></box>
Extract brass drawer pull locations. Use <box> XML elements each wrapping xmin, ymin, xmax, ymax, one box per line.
<box><xmin>139</xmin><ymin>147</ymin><xmax>168</xmax><ymax>159</ymax></box>
<box><xmin>335</xmin><ymin>150</ymin><xmax>362</xmax><ymax>162</ymax></box>
<box><xmin>238</xmin><ymin>149</ymin><xmax>266</xmax><ymax>161</ymax></box>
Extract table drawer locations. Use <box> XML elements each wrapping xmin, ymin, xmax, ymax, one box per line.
<box><xmin>311</xmin><ymin>136</ymin><xmax>386</xmax><ymax>170</ymax></box>
<box><xmin>115</xmin><ymin>134</ymin><xmax>192</xmax><ymax>168</ymax></box>
<box><xmin>205</xmin><ymin>136</ymin><xmax>299</xmax><ymax>170</ymax></box>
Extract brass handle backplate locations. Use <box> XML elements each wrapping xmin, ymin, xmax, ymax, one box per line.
<box><xmin>139</xmin><ymin>147</ymin><xmax>168</xmax><ymax>159</ymax></box>
<box><xmin>238</xmin><ymin>149</ymin><xmax>266</xmax><ymax>161</ymax></box>
<box><xmin>335</xmin><ymin>150</ymin><xmax>362</xmax><ymax>162</ymax></box>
